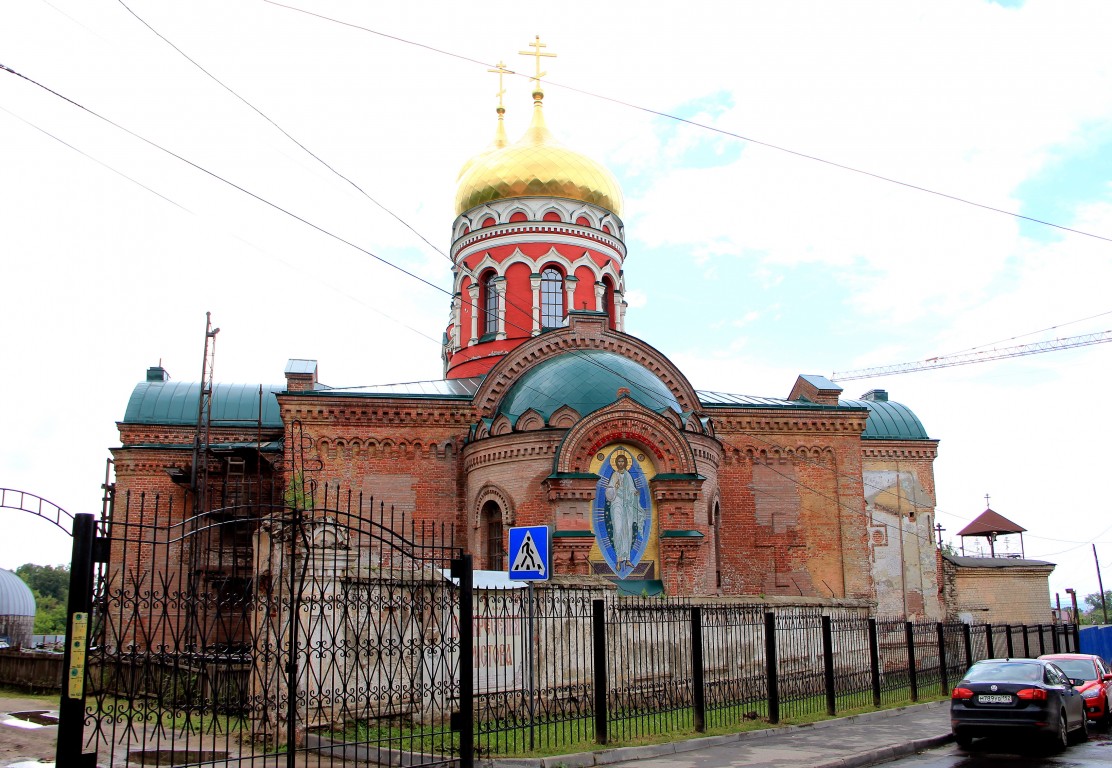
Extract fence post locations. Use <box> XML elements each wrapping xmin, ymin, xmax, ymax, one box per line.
<box><xmin>936</xmin><ymin>623</ymin><xmax>948</xmax><ymax>694</ymax></box>
<box><xmin>592</xmin><ymin>599</ymin><xmax>608</xmax><ymax>745</ymax></box>
<box><xmin>1072</xmin><ymin>623</ymin><xmax>1080</xmax><ymax>653</ymax></box>
<box><xmin>962</xmin><ymin>623</ymin><xmax>972</xmax><ymax>669</ymax></box>
<box><xmin>764</xmin><ymin>612</ymin><xmax>779</xmax><ymax>724</ymax></box>
<box><xmin>56</xmin><ymin>513</ymin><xmax>97</xmax><ymax>768</ymax></box>
<box><xmin>984</xmin><ymin>623</ymin><xmax>994</xmax><ymax>658</ymax></box>
<box><xmin>821</xmin><ymin>616</ymin><xmax>836</xmax><ymax>716</ymax></box>
<box><xmin>453</xmin><ymin>554</ymin><xmax>474</xmax><ymax>768</ymax></box>
<box><xmin>691</xmin><ymin>607</ymin><xmax>706</xmax><ymax>732</ymax></box>
<box><xmin>1022</xmin><ymin>625</ymin><xmax>1031</xmax><ymax>658</ymax></box>
<box><xmin>905</xmin><ymin>622</ymin><xmax>918</xmax><ymax>702</ymax></box>
<box><xmin>1004</xmin><ymin>624</ymin><xmax>1014</xmax><ymax>657</ymax></box>
<box><xmin>1037</xmin><ymin>624</ymin><xmax>1045</xmax><ymax>655</ymax></box>
<box><xmin>1051</xmin><ymin>623</ymin><xmax>1061</xmax><ymax>654</ymax></box>
<box><xmin>868</xmin><ymin>618</ymin><xmax>881</xmax><ymax>708</ymax></box>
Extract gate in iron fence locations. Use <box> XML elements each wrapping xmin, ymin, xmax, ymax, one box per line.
<box><xmin>63</xmin><ymin>481</ymin><xmax>474</xmax><ymax>767</ymax></box>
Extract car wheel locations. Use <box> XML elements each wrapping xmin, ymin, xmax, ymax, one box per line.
<box><xmin>1051</xmin><ymin>711</ymin><xmax>1069</xmax><ymax>751</ymax></box>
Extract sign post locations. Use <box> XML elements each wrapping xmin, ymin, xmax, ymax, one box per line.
<box><xmin>507</xmin><ymin>525</ymin><xmax>550</xmax><ymax>750</ymax></box>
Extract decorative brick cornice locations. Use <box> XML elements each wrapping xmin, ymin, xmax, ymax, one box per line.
<box><xmin>556</xmin><ymin>399</ymin><xmax>698</xmax><ymax>476</ymax></box>
<box><xmin>713</xmin><ymin>412</ymin><xmax>868</xmax><ymax>435</ymax></box>
<box><xmin>461</xmin><ymin>432</ymin><xmax>562</xmax><ymax>473</ymax></box>
<box><xmin>720</xmin><ymin>444</ymin><xmax>837</xmax><ymax>465</ymax></box>
<box><xmin>861</xmin><ymin>439</ymin><xmax>939</xmax><ymax>460</ymax></box>
<box><xmin>314</xmin><ymin>436</ymin><xmax>464</xmax><ymax>460</ymax></box>
<box><xmin>544</xmin><ymin>475</ymin><xmax>598</xmax><ymax>502</ymax></box>
<box><xmin>278</xmin><ymin>399</ymin><xmax>476</xmax><ymax>428</ymax></box>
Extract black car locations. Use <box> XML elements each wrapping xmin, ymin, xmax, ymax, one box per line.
<box><xmin>951</xmin><ymin>658</ymin><xmax>1088</xmax><ymax>750</ymax></box>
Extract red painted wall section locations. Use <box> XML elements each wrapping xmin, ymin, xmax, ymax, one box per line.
<box><xmin>504</xmin><ymin>261</ymin><xmax>533</xmax><ymax>340</ymax></box>
<box><xmin>573</xmin><ymin>264</ymin><xmax>596</xmax><ymax>312</ymax></box>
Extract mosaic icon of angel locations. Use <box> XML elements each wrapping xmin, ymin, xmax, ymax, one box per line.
<box><xmin>593</xmin><ymin>448</ymin><xmax>651</xmax><ymax>579</ymax></box>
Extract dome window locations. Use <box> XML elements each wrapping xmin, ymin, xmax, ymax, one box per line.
<box><xmin>543</xmin><ymin>211</ymin><xmax>562</xmax><ymax>222</ymax></box>
<box><xmin>509</xmin><ymin>211</ymin><xmax>528</xmax><ymax>223</ymax></box>
<box><xmin>481</xmin><ymin>272</ymin><xmax>499</xmax><ymax>336</ymax></box>
<box><xmin>540</xmin><ymin>267</ymin><xmax>565</xmax><ymax>328</ymax></box>
<box><xmin>575</xmin><ymin>215</ymin><xmax>591</xmax><ymax>227</ymax></box>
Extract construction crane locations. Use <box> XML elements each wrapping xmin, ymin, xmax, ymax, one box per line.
<box><xmin>831</xmin><ymin>329</ymin><xmax>1112</xmax><ymax>382</ymax></box>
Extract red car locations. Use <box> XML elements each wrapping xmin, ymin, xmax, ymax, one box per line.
<box><xmin>1040</xmin><ymin>653</ymin><xmax>1112</xmax><ymax>727</ymax></box>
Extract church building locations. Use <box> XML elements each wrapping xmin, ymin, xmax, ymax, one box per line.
<box><xmin>112</xmin><ymin>68</ymin><xmax>942</xmax><ymax>617</ymax></box>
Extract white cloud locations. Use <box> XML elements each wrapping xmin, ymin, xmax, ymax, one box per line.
<box><xmin>2</xmin><ymin>0</ymin><xmax>1111</xmax><ymax>600</ymax></box>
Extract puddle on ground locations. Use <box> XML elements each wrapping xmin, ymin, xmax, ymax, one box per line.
<box><xmin>0</xmin><ymin>710</ymin><xmax>59</xmax><ymax>729</ymax></box>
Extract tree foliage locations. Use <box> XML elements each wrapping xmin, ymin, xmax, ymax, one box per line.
<box><xmin>1082</xmin><ymin>590</ymin><xmax>1112</xmax><ymax>624</ymax></box>
<box><xmin>15</xmin><ymin>563</ymin><xmax>70</xmax><ymax>634</ymax></box>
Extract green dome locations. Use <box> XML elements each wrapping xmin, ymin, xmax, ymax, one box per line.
<box><xmin>498</xmin><ymin>350</ymin><xmax>681</xmax><ymax>424</ymax></box>
<box><xmin>840</xmin><ymin>398</ymin><xmax>930</xmax><ymax>440</ymax></box>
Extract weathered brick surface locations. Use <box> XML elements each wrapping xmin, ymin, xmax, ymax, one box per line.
<box><xmin>940</xmin><ymin>557</ymin><xmax>1054</xmax><ymax>625</ymax></box>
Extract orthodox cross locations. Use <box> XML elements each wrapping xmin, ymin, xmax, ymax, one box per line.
<box><xmin>519</xmin><ymin>35</ymin><xmax>556</xmax><ymax>90</ymax></box>
<box><xmin>487</xmin><ymin>60</ymin><xmax>509</xmax><ymax>109</ymax></box>
<box><xmin>935</xmin><ymin>522</ymin><xmax>945</xmax><ymax>548</ymax></box>
<box><xmin>984</xmin><ymin>493</ymin><xmax>991</xmax><ymax>508</ymax></box>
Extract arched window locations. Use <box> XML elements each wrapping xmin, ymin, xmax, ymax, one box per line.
<box><xmin>601</xmin><ymin>276</ymin><xmax>616</xmax><ymax>330</ymax></box>
<box><xmin>481</xmin><ymin>500</ymin><xmax>504</xmax><ymax>570</ymax></box>
<box><xmin>540</xmin><ymin>267</ymin><xmax>564</xmax><ymax>328</ymax></box>
<box><xmin>482</xmin><ymin>272</ymin><xmax>498</xmax><ymax>335</ymax></box>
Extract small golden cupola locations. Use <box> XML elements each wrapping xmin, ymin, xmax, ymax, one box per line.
<box><xmin>444</xmin><ymin>38</ymin><xmax>628</xmax><ymax>380</ymax></box>
<box><xmin>454</xmin><ymin>45</ymin><xmax>623</xmax><ymax>217</ymax></box>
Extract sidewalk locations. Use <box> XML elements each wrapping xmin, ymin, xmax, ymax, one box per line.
<box><xmin>486</xmin><ymin>700</ymin><xmax>953</xmax><ymax>768</ymax></box>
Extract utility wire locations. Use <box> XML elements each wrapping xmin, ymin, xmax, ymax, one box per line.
<box><xmin>115</xmin><ymin>0</ymin><xmax>449</xmax><ymax>261</ymax></box>
<box><xmin>266</xmin><ymin>0</ymin><xmax>1112</xmax><ymax>245</ymax></box>
<box><xmin>0</xmin><ymin>105</ymin><xmax>190</xmax><ymax>213</ymax></box>
<box><xmin>0</xmin><ymin>61</ymin><xmax>1014</xmax><ymax>553</ymax></box>
<box><xmin>0</xmin><ymin>62</ymin><xmax>448</xmax><ymax>298</ymax></box>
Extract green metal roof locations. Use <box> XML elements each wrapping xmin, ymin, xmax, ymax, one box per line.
<box><xmin>497</xmin><ymin>350</ymin><xmax>681</xmax><ymax>423</ymax></box>
<box><xmin>123</xmin><ymin>381</ymin><xmax>284</xmax><ymax>427</ymax></box>
<box><xmin>839</xmin><ymin>398</ymin><xmax>930</xmax><ymax>440</ymax></box>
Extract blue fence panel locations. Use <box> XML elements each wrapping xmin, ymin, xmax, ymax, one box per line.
<box><xmin>1079</xmin><ymin>625</ymin><xmax>1112</xmax><ymax>662</ymax></box>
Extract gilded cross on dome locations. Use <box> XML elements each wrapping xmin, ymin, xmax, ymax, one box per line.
<box><xmin>518</xmin><ymin>35</ymin><xmax>556</xmax><ymax>91</ymax></box>
<box><xmin>487</xmin><ymin>60</ymin><xmax>510</xmax><ymax>110</ymax></box>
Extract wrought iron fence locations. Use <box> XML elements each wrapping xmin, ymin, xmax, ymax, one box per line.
<box><xmin>56</xmin><ymin>469</ymin><xmax>1081</xmax><ymax>765</ymax></box>
<box><xmin>72</xmin><ymin>484</ymin><xmax>471</xmax><ymax>768</ymax></box>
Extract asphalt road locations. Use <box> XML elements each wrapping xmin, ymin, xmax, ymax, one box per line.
<box><xmin>881</xmin><ymin>726</ymin><xmax>1112</xmax><ymax>768</ymax></box>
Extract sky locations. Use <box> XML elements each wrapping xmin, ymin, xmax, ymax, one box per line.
<box><xmin>2</xmin><ymin>0</ymin><xmax>1111</xmax><ymax>607</ymax></box>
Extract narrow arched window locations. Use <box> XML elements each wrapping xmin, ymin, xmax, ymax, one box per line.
<box><xmin>540</xmin><ymin>268</ymin><xmax>564</xmax><ymax>328</ymax></box>
<box><xmin>482</xmin><ymin>272</ymin><xmax>498</xmax><ymax>335</ymax></box>
<box><xmin>602</xmin><ymin>276</ymin><xmax>616</xmax><ymax>330</ymax></box>
<box><xmin>481</xmin><ymin>500</ymin><xmax>504</xmax><ymax>570</ymax></box>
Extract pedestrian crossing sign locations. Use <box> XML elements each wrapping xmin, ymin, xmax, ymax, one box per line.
<box><xmin>507</xmin><ymin>525</ymin><xmax>551</xmax><ymax>581</ymax></box>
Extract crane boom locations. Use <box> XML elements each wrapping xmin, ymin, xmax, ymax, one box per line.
<box><xmin>831</xmin><ymin>330</ymin><xmax>1112</xmax><ymax>382</ymax></box>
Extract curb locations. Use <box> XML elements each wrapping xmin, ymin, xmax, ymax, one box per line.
<box><xmin>482</xmin><ymin>700</ymin><xmax>952</xmax><ymax>768</ymax></box>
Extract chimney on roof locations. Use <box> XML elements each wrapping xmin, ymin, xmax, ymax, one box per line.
<box><xmin>146</xmin><ymin>365</ymin><xmax>170</xmax><ymax>382</ymax></box>
<box><xmin>284</xmin><ymin>359</ymin><xmax>318</xmax><ymax>392</ymax></box>
<box><xmin>861</xmin><ymin>389</ymin><xmax>888</xmax><ymax>402</ymax></box>
<box><xmin>788</xmin><ymin>374</ymin><xmax>843</xmax><ymax>406</ymax></box>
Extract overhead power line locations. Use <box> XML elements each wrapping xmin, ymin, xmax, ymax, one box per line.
<box><xmin>832</xmin><ymin>330</ymin><xmax>1112</xmax><ymax>382</ymax></box>
<box><xmin>266</xmin><ymin>0</ymin><xmax>1112</xmax><ymax>245</ymax></box>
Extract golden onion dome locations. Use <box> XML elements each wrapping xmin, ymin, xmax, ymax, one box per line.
<box><xmin>455</xmin><ymin>92</ymin><xmax>624</xmax><ymax>217</ymax></box>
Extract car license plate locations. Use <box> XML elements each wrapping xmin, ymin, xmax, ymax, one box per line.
<box><xmin>977</xmin><ymin>694</ymin><xmax>1013</xmax><ymax>704</ymax></box>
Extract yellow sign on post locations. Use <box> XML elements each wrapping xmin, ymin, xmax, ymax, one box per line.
<box><xmin>67</xmin><ymin>612</ymin><xmax>88</xmax><ymax>699</ymax></box>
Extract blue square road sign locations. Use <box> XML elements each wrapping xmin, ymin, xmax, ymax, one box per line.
<box><xmin>507</xmin><ymin>525</ymin><xmax>551</xmax><ymax>581</ymax></box>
